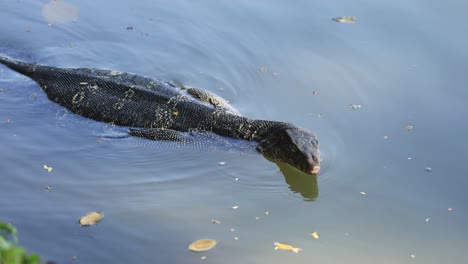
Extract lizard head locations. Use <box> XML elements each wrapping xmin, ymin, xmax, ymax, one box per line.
<box><xmin>256</xmin><ymin>125</ymin><xmax>320</xmax><ymax>175</ymax></box>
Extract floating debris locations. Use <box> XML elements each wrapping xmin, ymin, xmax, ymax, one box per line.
<box><xmin>410</xmin><ymin>254</ymin><xmax>415</xmax><ymax>259</ymax></box>
<box><xmin>265</xmin><ymin>211</ymin><xmax>270</xmax><ymax>215</ymax></box>
<box><xmin>45</xmin><ymin>185</ymin><xmax>52</xmax><ymax>191</ymax></box>
<box><xmin>384</xmin><ymin>136</ymin><xmax>389</xmax><ymax>139</ymax></box>
<box><xmin>332</xmin><ymin>16</ymin><xmax>356</xmax><ymax>24</ymax></box>
<box><xmin>234</xmin><ymin>177</ymin><xmax>239</xmax><ymax>181</ymax></box>
<box><xmin>312</xmin><ymin>91</ymin><xmax>318</xmax><ymax>95</ymax></box>
<box><xmin>234</xmin><ymin>237</ymin><xmax>239</xmax><ymax>240</ymax></box>
<box><xmin>232</xmin><ymin>205</ymin><xmax>239</xmax><ymax>210</ymax></box>
<box><xmin>425</xmin><ymin>218</ymin><xmax>430</xmax><ymax>223</ymax></box>
<box><xmin>218</xmin><ymin>161</ymin><xmax>226</xmax><ymax>166</ymax></box>
<box><xmin>255</xmin><ymin>216</ymin><xmax>260</xmax><ymax>220</ymax></box>
<box><xmin>211</xmin><ymin>219</ymin><xmax>221</xmax><ymax>224</ymax></box>
<box><xmin>173</xmin><ymin>111</ymin><xmax>179</xmax><ymax>116</ymax></box>
<box><xmin>43</xmin><ymin>165</ymin><xmax>53</xmax><ymax>172</ymax></box>
<box><xmin>425</xmin><ymin>167</ymin><xmax>432</xmax><ymax>172</ymax></box>
<box><xmin>79</xmin><ymin>212</ymin><xmax>104</xmax><ymax>226</ymax></box>
<box><xmin>350</xmin><ymin>104</ymin><xmax>362</xmax><ymax>109</ymax></box>
<box><xmin>188</xmin><ymin>239</ymin><xmax>217</xmax><ymax>252</ymax></box>
<box><xmin>230</xmin><ymin>228</ymin><xmax>235</xmax><ymax>232</ymax></box>
<box><xmin>79</xmin><ymin>82</ymin><xmax>88</xmax><ymax>85</ymax></box>
<box><xmin>360</xmin><ymin>191</ymin><xmax>366</xmax><ymax>196</ymax></box>
<box><xmin>273</xmin><ymin>242</ymin><xmax>302</xmax><ymax>253</ymax></box>
<box><xmin>6</xmin><ymin>118</ymin><xmax>11</xmax><ymax>123</ymax></box>
<box><xmin>126</xmin><ymin>26</ymin><xmax>134</xmax><ymax>30</ymax></box>
<box><xmin>259</xmin><ymin>66</ymin><xmax>267</xmax><ymax>72</ymax></box>
<box><xmin>448</xmin><ymin>207</ymin><xmax>453</xmax><ymax>212</ymax></box>
<box><xmin>72</xmin><ymin>256</ymin><xmax>77</xmax><ymax>261</ymax></box>
<box><xmin>405</xmin><ymin>125</ymin><xmax>413</xmax><ymax>131</ymax></box>
<box><xmin>201</xmin><ymin>256</ymin><xmax>206</xmax><ymax>260</ymax></box>
<box><xmin>311</xmin><ymin>232</ymin><xmax>320</xmax><ymax>239</ymax></box>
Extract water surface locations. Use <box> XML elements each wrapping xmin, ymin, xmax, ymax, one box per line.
<box><xmin>1</xmin><ymin>0</ymin><xmax>467</xmax><ymax>263</ymax></box>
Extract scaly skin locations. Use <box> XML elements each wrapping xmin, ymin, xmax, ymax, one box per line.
<box><xmin>0</xmin><ymin>55</ymin><xmax>320</xmax><ymax>175</ymax></box>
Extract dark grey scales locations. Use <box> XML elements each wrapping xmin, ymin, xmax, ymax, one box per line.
<box><xmin>0</xmin><ymin>55</ymin><xmax>320</xmax><ymax>175</ymax></box>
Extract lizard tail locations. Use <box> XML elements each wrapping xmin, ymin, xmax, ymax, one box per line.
<box><xmin>0</xmin><ymin>55</ymin><xmax>35</xmax><ymax>77</ymax></box>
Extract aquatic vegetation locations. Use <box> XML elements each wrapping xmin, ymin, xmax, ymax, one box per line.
<box><xmin>0</xmin><ymin>221</ymin><xmax>41</xmax><ymax>264</ymax></box>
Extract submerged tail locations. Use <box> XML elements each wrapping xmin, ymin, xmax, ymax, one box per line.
<box><xmin>0</xmin><ymin>55</ymin><xmax>35</xmax><ymax>77</ymax></box>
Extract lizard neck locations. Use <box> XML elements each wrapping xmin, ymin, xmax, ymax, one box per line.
<box><xmin>211</xmin><ymin>111</ymin><xmax>289</xmax><ymax>142</ymax></box>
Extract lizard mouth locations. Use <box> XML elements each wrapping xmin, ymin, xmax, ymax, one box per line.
<box><xmin>309</xmin><ymin>166</ymin><xmax>320</xmax><ymax>175</ymax></box>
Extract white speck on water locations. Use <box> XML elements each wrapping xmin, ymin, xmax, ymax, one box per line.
<box><xmin>218</xmin><ymin>161</ymin><xmax>226</xmax><ymax>166</ymax></box>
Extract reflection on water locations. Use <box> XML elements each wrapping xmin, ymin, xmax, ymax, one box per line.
<box><xmin>275</xmin><ymin>160</ymin><xmax>318</xmax><ymax>201</ymax></box>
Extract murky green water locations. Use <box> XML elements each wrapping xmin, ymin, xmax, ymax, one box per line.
<box><xmin>1</xmin><ymin>0</ymin><xmax>467</xmax><ymax>263</ymax></box>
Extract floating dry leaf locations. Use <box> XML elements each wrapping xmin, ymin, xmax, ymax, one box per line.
<box><xmin>259</xmin><ymin>66</ymin><xmax>267</xmax><ymax>72</ymax></box>
<box><xmin>211</xmin><ymin>219</ymin><xmax>221</xmax><ymax>224</ymax></box>
<box><xmin>332</xmin><ymin>16</ymin><xmax>356</xmax><ymax>24</ymax></box>
<box><xmin>79</xmin><ymin>212</ymin><xmax>104</xmax><ymax>226</ymax></box>
<box><xmin>188</xmin><ymin>239</ymin><xmax>217</xmax><ymax>252</ymax></box>
<box><xmin>311</xmin><ymin>232</ymin><xmax>319</xmax><ymax>239</ymax></box>
<box><xmin>43</xmin><ymin>165</ymin><xmax>53</xmax><ymax>172</ymax></box>
<box><xmin>274</xmin><ymin>242</ymin><xmax>302</xmax><ymax>253</ymax></box>
<box><xmin>405</xmin><ymin>125</ymin><xmax>413</xmax><ymax>131</ymax></box>
<box><xmin>42</xmin><ymin>0</ymin><xmax>79</xmax><ymax>24</ymax></box>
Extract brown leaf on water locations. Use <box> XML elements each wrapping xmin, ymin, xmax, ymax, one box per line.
<box><xmin>332</xmin><ymin>16</ymin><xmax>356</xmax><ymax>24</ymax></box>
<box><xmin>273</xmin><ymin>242</ymin><xmax>302</xmax><ymax>253</ymax></box>
<box><xmin>42</xmin><ymin>0</ymin><xmax>79</xmax><ymax>24</ymax></box>
<box><xmin>188</xmin><ymin>239</ymin><xmax>217</xmax><ymax>252</ymax></box>
<box><xmin>259</xmin><ymin>66</ymin><xmax>267</xmax><ymax>72</ymax></box>
<box><xmin>79</xmin><ymin>212</ymin><xmax>104</xmax><ymax>226</ymax></box>
<box><xmin>311</xmin><ymin>232</ymin><xmax>319</xmax><ymax>239</ymax></box>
